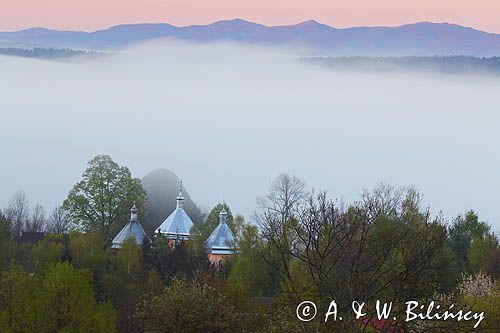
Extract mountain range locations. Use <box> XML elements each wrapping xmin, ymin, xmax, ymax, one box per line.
<box><xmin>1</xmin><ymin>19</ymin><xmax>500</xmax><ymax>56</ymax></box>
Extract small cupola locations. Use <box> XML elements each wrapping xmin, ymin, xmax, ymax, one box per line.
<box><xmin>156</xmin><ymin>180</ymin><xmax>194</xmax><ymax>241</ymax></box>
<box><xmin>112</xmin><ymin>204</ymin><xmax>149</xmax><ymax>249</ymax></box>
<box><xmin>204</xmin><ymin>205</ymin><xmax>238</xmax><ymax>265</ymax></box>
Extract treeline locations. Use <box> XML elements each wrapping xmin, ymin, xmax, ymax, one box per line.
<box><xmin>1</xmin><ymin>155</ymin><xmax>500</xmax><ymax>332</ymax></box>
<box><xmin>0</xmin><ymin>47</ymin><xmax>98</xmax><ymax>59</ymax></box>
<box><xmin>301</xmin><ymin>56</ymin><xmax>500</xmax><ymax>75</ymax></box>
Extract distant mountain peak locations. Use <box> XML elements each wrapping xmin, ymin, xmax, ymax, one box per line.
<box><xmin>398</xmin><ymin>21</ymin><xmax>481</xmax><ymax>32</ymax></box>
<box><xmin>202</xmin><ymin>18</ymin><xmax>266</xmax><ymax>28</ymax></box>
<box><xmin>20</xmin><ymin>27</ymin><xmax>53</xmax><ymax>33</ymax></box>
<box><xmin>297</xmin><ymin>20</ymin><xmax>322</xmax><ymax>26</ymax></box>
<box><xmin>225</xmin><ymin>18</ymin><xmax>254</xmax><ymax>24</ymax></box>
<box><xmin>289</xmin><ymin>19</ymin><xmax>334</xmax><ymax>31</ymax></box>
<box><xmin>1</xmin><ymin>19</ymin><xmax>499</xmax><ymax>56</ymax></box>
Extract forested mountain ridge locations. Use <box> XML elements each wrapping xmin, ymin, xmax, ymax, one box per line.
<box><xmin>0</xmin><ymin>47</ymin><xmax>97</xmax><ymax>59</ymax></box>
<box><xmin>1</xmin><ymin>19</ymin><xmax>500</xmax><ymax>56</ymax></box>
<box><xmin>301</xmin><ymin>56</ymin><xmax>500</xmax><ymax>75</ymax></box>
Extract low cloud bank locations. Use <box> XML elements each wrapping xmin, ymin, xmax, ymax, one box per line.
<box><xmin>0</xmin><ymin>41</ymin><xmax>499</xmax><ymax>227</ymax></box>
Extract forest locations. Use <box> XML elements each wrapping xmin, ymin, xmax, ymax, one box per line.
<box><xmin>0</xmin><ymin>47</ymin><xmax>97</xmax><ymax>59</ymax></box>
<box><xmin>301</xmin><ymin>56</ymin><xmax>500</xmax><ymax>75</ymax></box>
<box><xmin>0</xmin><ymin>155</ymin><xmax>499</xmax><ymax>332</ymax></box>
<box><xmin>2</xmin><ymin>47</ymin><xmax>500</xmax><ymax>77</ymax></box>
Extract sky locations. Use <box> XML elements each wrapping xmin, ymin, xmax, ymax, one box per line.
<box><xmin>0</xmin><ymin>41</ymin><xmax>499</xmax><ymax>231</ymax></box>
<box><xmin>1</xmin><ymin>0</ymin><xmax>500</xmax><ymax>33</ymax></box>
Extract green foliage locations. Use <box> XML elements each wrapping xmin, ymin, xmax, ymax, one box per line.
<box><xmin>68</xmin><ymin>232</ymin><xmax>107</xmax><ymax>272</ymax></box>
<box><xmin>262</xmin><ymin>297</ymin><xmax>302</xmax><ymax>333</ymax></box>
<box><xmin>99</xmin><ymin>271</ymin><xmax>142</xmax><ymax>333</ymax></box>
<box><xmin>449</xmin><ymin>210</ymin><xmax>492</xmax><ymax>272</ymax></box>
<box><xmin>0</xmin><ymin>212</ymin><xmax>10</xmax><ymax>240</ymax></box>
<box><xmin>468</xmin><ymin>236</ymin><xmax>498</xmax><ymax>273</ymax></box>
<box><xmin>38</xmin><ymin>262</ymin><xmax>116</xmax><ymax>332</ymax></box>
<box><xmin>483</xmin><ymin>247</ymin><xmax>500</xmax><ymax>279</ymax></box>
<box><xmin>0</xmin><ymin>212</ymin><xmax>12</xmax><ymax>269</ymax></box>
<box><xmin>229</xmin><ymin>223</ymin><xmax>281</xmax><ymax>297</ymax></box>
<box><xmin>3</xmin><ymin>174</ymin><xmax>500</xmax><ymax>333</ymax></box>
<box><xmin>63</xmin><ymin>155</ymin><xmax>147</xmax><ymax>242</ymax></box>
<box><xmin>144</xmin><ymin>269</ymin><xmax>164</xmax><ymax>295</ymax></box>
<box><xmin>28</xmin><ymin>235</ymin><xmax>65</xmax><ymax>273</ymax></box>
<box><xmin>0</xmin><ymin>266</ymin><xmax>36</xmax><ymax>332</ymax></box>
<box><xmin>459</xmin><ymin>280</ymin><xmax>500</xmax><ymax>332</ymax></box>
<box><xmin>134</xmin><ymin>278</ymin><xmax>239</xmax><ymax>333</ymax></box>
<box><xmin>113</xmin><ymin>238</ymin><xmax>142</xmax><ymax>276</ymax></box>
<box><xmin>0</xmin><ymin>262</ymin><xmax>116</xmax><ymax>333</ymax></box>
<box><xmin>150</xmin><ymin>233</ymin><xmax>209</xmax><ymax>281</ymax></box>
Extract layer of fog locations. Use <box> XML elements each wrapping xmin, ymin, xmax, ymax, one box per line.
<box><xmin>1</xmin><ymin>40</ymin><xmax>499</xmax><ymax>229</ymax></box>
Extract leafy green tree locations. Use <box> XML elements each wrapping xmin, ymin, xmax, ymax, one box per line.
<box><xmin>449</xmin><ymin>211</ymin><xmax>492</xmax><ymax>272</ymax></box>
<box><xmin>0</xmin><ymin>212</ymin><xmax>12</xmax><ymax>269</ymax></box>
<box><xmin>134</xmin><ymin>278</ymin><xmax>239</xmax><ymax>333</ymax></box>
<box><xmin>114</xmin><ymin>238</ymin><xmax>142</xmax><ymax>276</ymax></box>
<box><xmin>0</xmin><ymin>263</ymin><xmax>116</xmax><ymax>332</ymax></box>
<box><xmin>150</xmin><ymin>234</ymin><xmax>209</xmax><ymax>281</ymax></box>
<box><xmin>101</xmin><ymin>242</ymin><xmax>144</xmax><ymax>333</ymax></box>
<box><xmin>68</xmin><ymin>232</ymin><xmax>108</xmax><ymax>274</ymax></box>
<box><xmin>28</xmin><ymin>235</ymin><xmax>65</xmax><ymax>273</ymax></box>
<box><xmin>483</xmin><ymin>247</ymin><xmax>500</xmax><ymax>279</ymax></box>
<box><xmin>143</xmin><ymin>269</ymin><xmax>164</xmax><ymax>295</ymax></box>
<box><xmin>0</xmin><ymin>266</ymin><xmax>36</xmax><ymax>332</ymax></box>
<box><xmin>468</xmin><ymin>235</ymin><xmax>499</xmax><ymax>273</ymax></box>
<box><xmin>37</xmin><ymin>262</ymin><xmax>116</xmax><ymax>332</ymax></box>
<box><xmin>63</xmin><ymin>155</ymin><xmax>147</xmax><ymax>242</ymax></box>
<box><xmin>229</xmin><ymin>222</ymin><xmax>281</xmax><ymax>297</ymax></box>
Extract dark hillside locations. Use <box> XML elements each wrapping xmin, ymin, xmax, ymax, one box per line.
<box><xmin>141</xmin><ymin>169</ymin><xmax>205</xmax><ymax>235</ymax></box>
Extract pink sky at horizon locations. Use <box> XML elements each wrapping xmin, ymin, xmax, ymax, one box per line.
<box><xmin>2</xmin><ymin>0</ymin><xmax>500</xmax><ymax>33</ymax></box>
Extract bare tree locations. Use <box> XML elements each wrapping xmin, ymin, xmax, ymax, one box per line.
<box><xmin>256</xmin><ymin>173</ymin><xmax>306</xmax><ymax>224</ymax></box>
<box><xmin>253</xmin><ymin>173</ymin><xmax>307</xmax><ymax>331</ymax></box>
<box><xmin>25</xmin><ymin>203</ymin><xmax>46</xmax><ymax>232</ymax></box>
<box><xmin>258</xmin><ymin>182</ymin><xmax>449</xmax><ymax>333</ymax></box>
<box><xmin>360</xmin><ymin>183</ymin><xmax>403</xmax><ymax>219</ymax></box>
<box><xmin>5</xmin><ymin>191</ymin><xmax>30</xmax><ymax>236</ymax></box>
<box><xmin>47</xmin><ymin>205</ymin><xmax>69</xmax><ymax>234</ymax></box>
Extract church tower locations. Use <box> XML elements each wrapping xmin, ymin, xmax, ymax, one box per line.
<box><xmin>156</xmin><ymin>181</ymin><xmax>194</xmax><ymax>247</ymax></box>
<box><xmin>112</xmin><ymin>204</ymin><xmax>149</xmax><ymax>249</ymax></box>
<box><xmin>204</xmin><ymin>206</ymin><xmax>238</xmax><ymax>266</ymax></box>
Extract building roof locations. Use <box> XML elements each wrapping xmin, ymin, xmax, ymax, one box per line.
<box><xmin>205</xmin><ymin>207</ymin><xmax>238</xmax><ymax>255</ymax></box>
<box><xmin>156</xmin><ymin>182</ymin><xmax>194</xmax><ymax>239</ymax></box>
<box><xmin>20</xmin><ymin>231</ymin><xmax>46</xmax><ymax>244</ymax></box>
<box><xmin>112</xmin><ymin>204</ymin><xmax>149</xmax><ymax>249</ymax></box>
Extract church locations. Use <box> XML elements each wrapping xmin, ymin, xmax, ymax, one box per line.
<box><xmin>204</xmin><ymin>207</ymin><xmax>237</xmax><ymax>265</ymax></box>
<box><xmin>111</xmin><ymin>182</ymin><xmax>238</xmax><ymax>265</ymax></box>
<box><xmin>111</xmin><ymin>203</ymin><xmax>149</xmax><ymax>250</ymax></box>
<box><xmin>155</xmin><ymin>182</ymin><xmax>194</xmax><ymax>247</ymax></box>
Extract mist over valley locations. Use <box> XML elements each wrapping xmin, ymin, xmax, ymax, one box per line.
<box><xmin>0</xmin><ymin>41</ymin><xmax>499</xmax><ymax>229</ymax></box>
